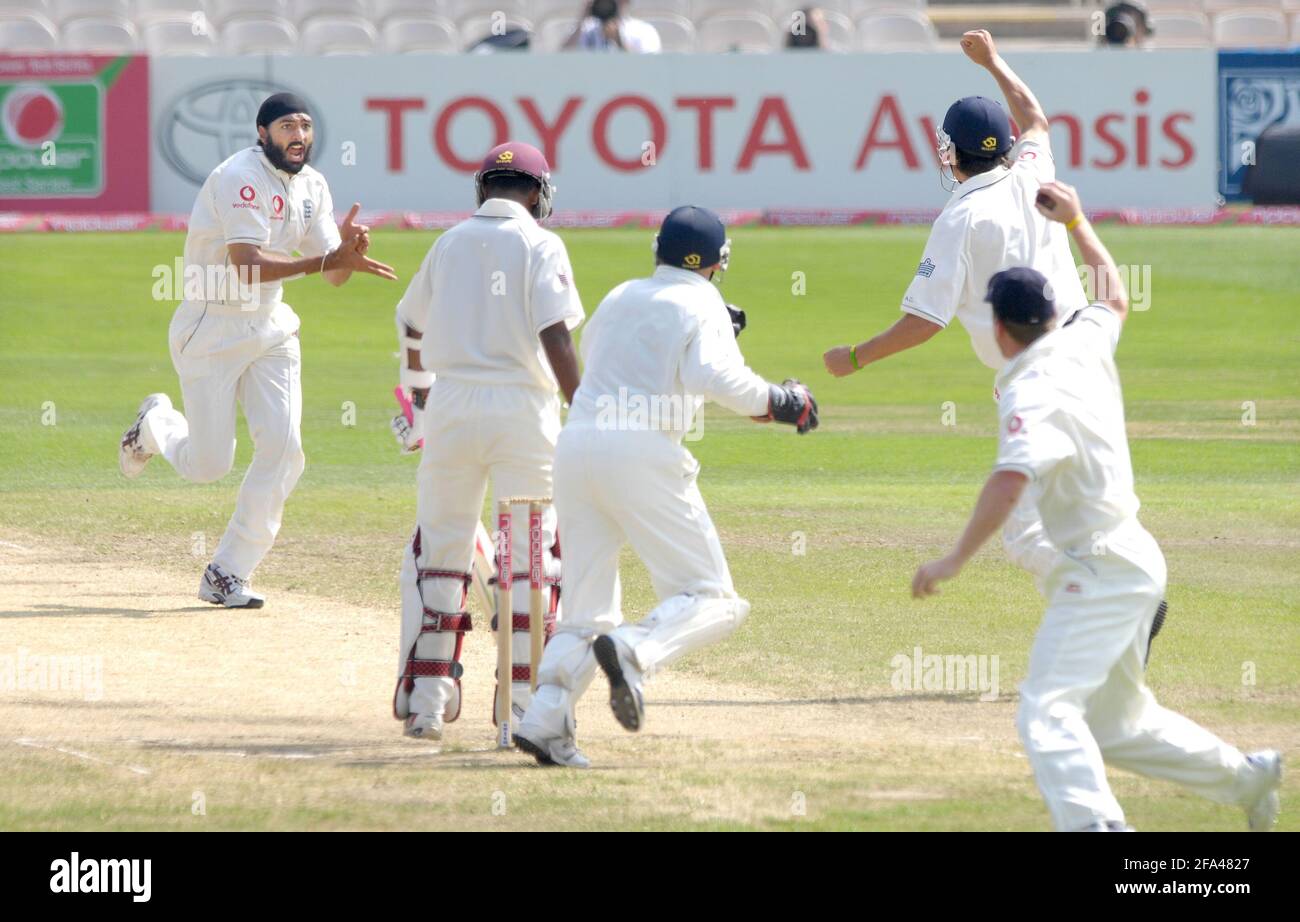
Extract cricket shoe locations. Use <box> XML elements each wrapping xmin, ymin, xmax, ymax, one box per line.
<box><xmin>1243</xmin><ymin>750</ymin><xmax>1282</xmax><ymax>831</ymax></box>
<box><xmin>514</xmin><ymin>730</ymin><xmax>590</xmax><ymax>769</ymax></box>
<box><xmin>593</xmin><ymin>634</ymin><xmax>645</xmax><ymax>733</ymax></box>
<box><xmin>403</xmin><ymin>712</ymin><xmax>443</xmax><ymax>742</ymax></box>
<box><xmin>198</xmin><ymin>563</ymin><xmax>265</xmax><ymax>609</ymax></box>
<box><xmin>119</xmin><ymin>393</ymin><xmax>171</xmax><ymax>478</ymax></box>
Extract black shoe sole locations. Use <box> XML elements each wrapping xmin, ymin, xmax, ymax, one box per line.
<box><xmin>514</xmin><ymin>734</ymin><xmax>555</xmax><ymax>766</ymax></box>
<box><xmin>593</xmin><ymin>635</ymin><xmax>642</xmax><ymax>733</ymax></box>
<box><xmin>1144</xmin><ymin>599</ymin><xmax>1168</xmax><ymax>668</ymax></box>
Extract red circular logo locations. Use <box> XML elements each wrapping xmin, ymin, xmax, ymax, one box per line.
<box><xmin>1008</xmin><ymin>415</ymin><xmax>1024</xmax><ymax>434</ymax></box>
<box><xmin>1019</xmin><ymin>151</ymin><xmax>1038</xmax><ymax>161</ymax></box>
<box><xmin>239</xmin><ymin>185</ymin><xmax>255</xmax><ymax>201</ymax></box>
<box><xmin>2</xmin><ymin>84</ymin><xmax>63</xmax><ymax>149</ymax></box>
<box><xmin>272</xmin><ymin>194</ymin><xmax>284</xmax><ymax>214</ymax></box>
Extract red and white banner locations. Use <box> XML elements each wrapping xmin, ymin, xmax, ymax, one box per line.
<box><xmin>148</xmin><ymin>50</ymin><xmax>1217</xmax><ymax>214</ymax></box>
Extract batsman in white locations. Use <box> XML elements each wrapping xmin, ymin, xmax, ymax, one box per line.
<box><xmin>392</xmin><ymin>141</ymin><xmax>583</xmax><ymax>742</ymax></box>
<box><xmin>118</xmin><ymin>93</ymin><xmax>397</xmax><ymax>608</ymax></box>
<box><xmin>912</xmin><ymin>181</ymin><xmax>1282</xmax><ymax>832</ymax></box>
<box><xmin>824</xmin><ymin>30</ymin><xmax>1091</xmax><ymax>597</ymax></box>
<box><xmin>515</xmin><ymin>206</ymin><xmax>819</xmax><ymax>768</ymax></box>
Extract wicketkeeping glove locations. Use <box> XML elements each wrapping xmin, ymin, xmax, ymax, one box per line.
<box><xmin>726</xmin><ymin>303</ymin><xmax>747</xmax><ymax>338</ymax></box>
<box><xmin>756</xmin><ymin>378</ymin><xmax>819</xmax><ymax>434</ymax></box>
<box><xmin>392</xmin><ymin>386</ymin><xmax>425</xmax><ymax>453</ymax></box>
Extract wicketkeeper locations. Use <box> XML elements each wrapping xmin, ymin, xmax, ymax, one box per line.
<box><xmin>515</xmin><ymin>206</ymin><xmax>819</xmax><ymax>767</ymax></box>
<box><xmin>912</xmin><ymin>181</ymin><xmax>1281</xmax><ymax>831</ymax></box>
<box><xmin>392</xmin><ymin>142</ymin><xmax>583</xmax><ymax>742</ymax></box>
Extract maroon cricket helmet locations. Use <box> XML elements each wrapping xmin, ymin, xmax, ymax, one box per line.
<box><xmin>474</xmin><ymin>141</ymin><xmax>555</xmax><ymax>221</ymax></box>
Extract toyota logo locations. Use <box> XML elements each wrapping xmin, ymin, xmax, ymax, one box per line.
<box><xmin>157</xmin><ymin>78</ymin><xmax>323</xmax><ymax>186</ymax></box>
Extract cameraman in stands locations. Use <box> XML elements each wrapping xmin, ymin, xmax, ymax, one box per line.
<box><xmin>1100</xmin><ymin>1</ymin><xmax>1152</xmax><ymax>47</ymax></box>
<box><xmin>563</xmin><ymin>0</ymin><xmax>661</xmax><ymax>53</ymax></box>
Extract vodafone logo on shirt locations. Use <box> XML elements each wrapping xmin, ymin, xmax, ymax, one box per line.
<box><xmin>271</xmin><ymin>194</ymin><xmax>285</xmax><ymax>219</ymax></box>
<box><xmin>1008</xmin><ymin>415</ymin><xmax>1025</xmax><ymax>434</ymax></box>
<box><xmin>233</xmin><ymin>184</ymin><xmax>259</xmax><ymax>209</ymax></box>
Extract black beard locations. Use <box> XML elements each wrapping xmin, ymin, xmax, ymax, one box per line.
<box><xmin>260</xmin><ymin>138</ymin><xmax>311</xmax><ymax>174</ymax></box>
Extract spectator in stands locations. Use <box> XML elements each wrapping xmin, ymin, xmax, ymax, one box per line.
<box><xmin>562</xmin><ymin>0</ymin><xmax>661</xmax><ymax>53</ymax></box>
<box><xmin>1101</xmin><ymin>1</ymin><xmax>1152</xmax><ymax>47</ymax></box>
<box><xmin>786</xmin><ymin>7</ymin><xmax>828</xmax><ymax>50</ymax></box>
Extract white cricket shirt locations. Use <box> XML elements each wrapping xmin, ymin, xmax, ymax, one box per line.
<box><xmin>183</xmin><ymin>145</ymin><xmax>340</xmax><ymax>311</ymax></box>
<box><xmin>901</xmin><ymin>137</ymin><xmax>1089</xmax><ymax>370</ymax></box>
<box><xmin>567</xmin><ymin>265</ymin><xmax>771</xmax><ymax>443</ymax></box>
<box><xmin>993</xmin><ymin>304</ymin><xmax>1158</xmax><ymax>570</ymax></box>
<box><xmin>396</xmin><ymin>198</ymin><xmax>584</xmax><ymax>393</ymax></box>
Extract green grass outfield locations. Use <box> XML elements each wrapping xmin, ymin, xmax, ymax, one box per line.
<box><xmin>1</xmin><ymin>225</ymin><xmax>1297</xmax><ymax>830</ymax></box>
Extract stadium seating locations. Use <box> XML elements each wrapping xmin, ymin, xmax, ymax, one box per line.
<box><xmin>533</xmin><ymin>14</ymin><xmax>577</xmax><ymax>50</ymax></box>
<box><xmin>59</xmin><ymin>14</ymin><xmax>137</xmax><ymax>49</ymax></box>
<box><xmin>220</xmin><ymin>14</ymin><xmax>297</xmax><ymax>54</ymax></box>
<box><xmin>12</xmin><ymin>0</ymin><xmax>1295</xmax><ymax>54</ymax></box>
<box><xmin>856</xmin><ymin>9</ymin><xmax>938</xmax><ymax>49</ymax></box>
<box><xmin>697</xmin><ymin>11</ymin><xmax>782</xmax><ymax>52</ymax></box>
<box><xmin>298</xmin><ymin>14</ymin><xmax>377</xmax><ymax>53</ymax></box>
<box><xmin>641</xmin><ymin>12</ymin><xmax>696</xmax><ymax>50</ymax></box>
<box><xmin>0</xmin><ymin>11</ymin><xmax>58</xmax><ymax>50</ymax></box>
<box><xmin>208</xmin><ymin>0</ymin><xmax>288</xmax><ymax>23</ymax></box>
<box><xmin>141</xmin><ymin>13</ymin><xmax>219</xmax><ymax>54</ymax></box>
<box><xmin>458</xmin><ymin>12</ymin><xmax>533</xmax><ymax>47</ymax></box>
<box><xmin>1150</xmin><ymin>10</ymin><xmax>1213</xmax><ymax>44</ymax></box>
<box><xmin>379</xmin><ymin>13</ymin><xmax>459</xmax><ymax>53</ymax></box>
<box><xmin>49</xmin><ymin>0</ymin><xmax>131</xmax><ymax>23</ymax></box>
<box><xmin>1213</xmin><ymin>8</ymin><xmax>1288</xmax><ymax>45</ymax></box>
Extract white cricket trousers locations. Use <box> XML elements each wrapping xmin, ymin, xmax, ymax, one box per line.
<box><xmin>395</xmin><ymin>378</ymin><xmax>561</xmax><ymax>723</ymax></box>
<box><xmin>522</xmin><ymin>427</ymin><xmax>750</xmax><ymax>740</ymax></box>
<box><xmin>1018</xmin><ymin>534</ymin><xmax>1252</xmax><ymax>830</ymax></box>
<box><xmin>140</xmin><ymin>300</ymin><xmax>305</xmax><ymax>579</ymax></box>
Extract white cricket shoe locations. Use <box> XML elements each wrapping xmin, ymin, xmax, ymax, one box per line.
<box><xmin>514</xmin><ymin>730</ymin><xmax>590</xmax><ymax>769</ymax></box>
<box><xmin>119</xmin><ymin>393</ymin><xmax>171</xmax><ymax>479</ymax></box>
<box><xmin>198</xmin><ymin>563</ymin><xmax>265</xmax><ymax>609</ymax></box>
<box><xmin>1243</xmin><ymin>749</ymin><xmax>1282</xmax><ymax>831</ymax></box>
<box><xmin>594</xmin><ymin>634</ymin><xmax>645</xmax><ymax>733</ymax></box>
<box><xmin>403</xmin><ymin>712</ymin><xmax>443</xmax><ymax>742</ymax></box>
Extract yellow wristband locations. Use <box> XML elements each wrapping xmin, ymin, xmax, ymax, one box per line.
<box><xmin>1065</xmin><ymin>214</ymin><xmax>1084</xmax><ymax>231</ymax></box>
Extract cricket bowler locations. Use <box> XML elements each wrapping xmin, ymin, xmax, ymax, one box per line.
<box><xmin>515</xmin><ymin>206</ymin><xmax>819</xmax><ymax>767</ymax></box>
<box><xmin>824</xmin><ymin>30</ymin><xmax>1088</xmax><ymax>591</ymax></box>
<box><xmin>912</xmin><ymin>181</ymin><xmax>1282</xmax><ymax>831</ymax></box>
<box><xmin>392</xmin><ymin>142</ymin><xmax>583</xmax><ymax>742</ymax></box>
<box><xmin>118</xmin><ymin>93</ymin><xmax>397</xmax><ymax>608</ymax></box>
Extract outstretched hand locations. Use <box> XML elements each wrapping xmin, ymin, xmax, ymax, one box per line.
<box><xmin>325</xmin><ymin>233</ymin><xmax>397</xmax><ymax>280</ymax></box>
<box><xmin>339</xmin><ymin>202</ymin><xmax>371</xmax><ymax>255</ymax></box>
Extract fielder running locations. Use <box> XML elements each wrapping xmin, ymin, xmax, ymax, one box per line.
<box><xmin>392</xmin><ymin>142</ymin><xmax>583</xmax><ymax>742</ymax></box>
<box><xmin>515</xmin><ymin>206</ymin><xmax>819</xmax><ymax>767</ymax></box>
<box><xmin>823</xmin><ymin>30</ymin><xmax>1087</xmax><ymax>591</ymax></box>
<box><xmin>912</xmin><ymin>181</ymin><xmax>1282</xmax><ymax>832</ymax></box>
<box><xmin>118</xmin><ymin>93</ymin><xmax>396</xmax><ymax>608</ymax></box>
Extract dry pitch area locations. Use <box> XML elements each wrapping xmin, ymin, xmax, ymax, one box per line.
<box><xmin>2</xmin><ymin>535</ymin><xmax>1294</xmax><ymax>832</ymax></box>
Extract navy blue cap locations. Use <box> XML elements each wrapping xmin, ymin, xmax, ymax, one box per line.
<box><xmin>942</xmin><ymin>96</ymin><xmax>1012</xmax><ymax>158</ymax></box>
<box><xmin>987</xmin><ymin>267</ymin><xmax>1055</xmax><ymax>326</ymax></box>
<box><xmin>655</xmin><ymin>205</ymin><xmax>726</xmax><ymax>270</ymax></box>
